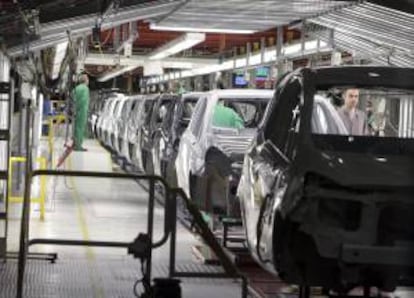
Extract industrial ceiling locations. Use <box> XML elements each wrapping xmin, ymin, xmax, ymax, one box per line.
<box><xmin>0</xmin><ymin>0</ymin><xmax>412</xmax><ymax>84</ymax></box>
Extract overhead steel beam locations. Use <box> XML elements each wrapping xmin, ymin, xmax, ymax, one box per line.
<box><xmin>8</xmin><ymin>34</ymin><xmax>69</xmax><ymax>57</ymax></box>
<box><xmin>97</xmin><ymin>65</ymin><xmax>138</xmax><ymax>82</ymax></box>
<box><xmin>40</xmin><ymin>1</ymin><xmax>178</xmax><ymax>39</ymax></box>
<box><xmin>116</xmin><ymin>22</ymin><xmax>138</xmax><ymax>54</ymax></box>
<box><xmin>84</xmin><ymin>53</ymin><xmax>218</xmax><ymax>69</ymax></box>
<box><xmin>155</xmin><ymin>0</ymin><xmax>359</xmax><ymax>32</ymax></box>
<box><xmin>7</xmin><ymin>1</ymin><xmax>179</xmax><ymax>57</ymax></box>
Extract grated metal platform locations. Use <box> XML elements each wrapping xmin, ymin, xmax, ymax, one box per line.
<box><xmin>3</xmin><ymin>140</ymin><xmax>243</xmax><ymax>298</ymax></box>
<box><xmin>0</xmin><ymin>258</ymin><xmax>242</xmax><ymax>298</ymax></box>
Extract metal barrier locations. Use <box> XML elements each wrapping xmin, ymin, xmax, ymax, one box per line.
<box><xmin>16</xmin><ymin>168</ymin><xmax>248</xmax><ymax>298</ymax></box>
<box><xmin>8</xmin><ymin>157</ymin><xmax>47</xmax><ymax>220</ymax></box>
<box><xmin>169</xmin><ymin>188</ymin><xmax>248</xmax><ymax>297</ymax></box>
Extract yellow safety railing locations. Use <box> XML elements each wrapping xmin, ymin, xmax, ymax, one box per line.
<box><xmin>8</xmin><ymin>157</ymin><xmax>47</xmax><ymax>220</ymax></box>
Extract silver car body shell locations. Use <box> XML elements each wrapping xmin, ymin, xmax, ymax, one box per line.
<box><xmin>176</xmin><ymin>89</ymin><xmax>273</xmax><ymax>198</ymax></box>
<box><xmin>108</xmin><ymin>95</ymin><xmax>127</xmax><ymax>150</ymax></box>
<box><xmin>121</xmin><ymin>95</ymin><xmax>144</xmax><ymax>162</ymax></box>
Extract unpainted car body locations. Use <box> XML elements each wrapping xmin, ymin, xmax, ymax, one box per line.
<box><xmin>152</xmin><ymin>92</ymin><xmax>203</xmax><ymax>185</ymax></box>
<box><xmin>96</xmin><ymin>96</ymin><xmax>117</xmax><ymax>144</ymax></box>
<box><xmin>237</xmin><ymin>67</ymin><xmax>414</xmax><ymax>291</ymax></box>
<box><xmin>120</xmin><ymin>95</ymin><xmax>144</xmax><ymax>162</ymax></box>
<box><xmin>99</xmin><ymin>94</ymin><xmax>126</xmax><ymax>146</ymax></box>
<box><xmin>108</xmin><ymin>95</ymin><xmax>127</xmax><ymax>150</ymax></box>
<box><xmin>89</xmin><ymin>89</ymin><xmax>120</xmax><ymax>138</ymax></box>
<box><xmin>175</xmin><ymin>89</ymin><xmax>272</xmax><ymax>216</ymax></box>
<box><xmin>133</xmin><ymin>95</ymin><xmax>158</xmax><ymax>172</ymax></box>
<box><xmin>139</xmin><ymin>94</ymin><xmax>179</xmax><ymax>174</ymax></box>
<box><xmin>113</xmin><ymin>96</ymin><xmax>137</xmax><ymax>155</ymax></box>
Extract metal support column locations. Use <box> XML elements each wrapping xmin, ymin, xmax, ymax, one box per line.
<box><xmin>276</xmin><ymin>26</ymin><xmax>284</xmax><ymax>79</ymax></box>
<box><xmin>16</xmin><ymin>84</ymin><xmax>25</xmax><ymax>191</ymax></box>
<box><xmin>0</xmin><ymin>51</ymin><xmax>11</xmax><ymax>259</ymax></box>
<box><xmin>17</xmin><ymin>98</ymin><xmax>32</xmax><ymax>298</ymax></box>
<box><xmin>145</xmin><ymin>179</ymin><xmax>155</xmax><ymax>284</ymax></box>
<box><xmin>260</xmin><ymin>37</ymin><xmax>266</xmax><ymax>65</ymax></box>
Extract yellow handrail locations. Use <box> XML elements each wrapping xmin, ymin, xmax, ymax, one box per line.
<box><xmin>8</xmin><ymin>157</ymin><xmax>47</xmax><ymax>220</ymax></box>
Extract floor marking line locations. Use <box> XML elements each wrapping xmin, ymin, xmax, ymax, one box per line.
<box><xmin>67</xmin><ymin>152</ymin><xmax>105</xmax><ymax>298</ymax></box>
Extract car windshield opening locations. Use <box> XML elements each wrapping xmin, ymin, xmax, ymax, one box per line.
<box><xmin>311</xmin><ymin>88</ymin><xmax>414</xmax><ymax>154</ymax></box>
<box><xmin>182</xmin><ymin>98</ymin><xmax>198</xmax><ymax>119</ymax></box>
<box><xmin>212</xmin><ymin>97</ymin><xmax>269</xmax><ymax>130</ymax></box>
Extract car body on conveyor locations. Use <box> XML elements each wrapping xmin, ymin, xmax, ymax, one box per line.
<box><xmin>176</xmin><ymin>89</ymin><xmax>272</xmax><ymax>217</ymax></box>
<box><xmin>96</xmin><ymin>95</ymin><xmax>116</xmax><ymax>143</ymax></box>
<box><xmin>133</xmin><ymin>94</ymin><xmax>158</xmax><ymax>172</ymax></box>
<box><xmin>108</xmin><ymin>94</ymin><xmax>127</xmax><ymax>150</ymax></box>
<box><xmin>113</xmin><ymin>95</ymin><xmax>138</xmax><ymax>155</ymax></box>
<box><xmin>237</xmin><ymin>66</ymin><xmax>414</xmax><ymax>292</ymax></box>
<box><xmin>120</xmin><ymin>95</ymin><xmax>144</xmax><ymax>162</ymax></box>
<box><xmin>90</xmin><ymin>89</ymin><xmax>120</xmax><ymax>138</ymax></box>
<box><xmin>139</xmin><ymin>93</ymin><xmax>179</xmax><ymax>174</ymax></box>
<box><xmin>99</xmin><ymin>94</ymin><xmax>125</xmax><ymax>147</ymax></box>
<box><xmin>152</xmin><ymin>92</ymin><xmax>203</xmax><ymax>186</ymax></box>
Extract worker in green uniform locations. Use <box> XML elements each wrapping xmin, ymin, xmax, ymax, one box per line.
<box><xmin>212</xmin><ymin>100</ymin><xmax>244</xmax><ymax>129</ymax></box>
<box><xmin>73</xmin><ymin>74</ymin><xmax>90</xmax><ymax>151</ymax></box>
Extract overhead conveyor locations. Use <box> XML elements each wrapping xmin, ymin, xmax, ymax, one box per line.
<box><xmin>6</xmin><ymin>0</ymin><xmax>180</xmax><ymax>57</ymax></box>
<box><xmin>308</xmin><ymin>2</ymin><xmax>414</xmax><ymax>66</ymax></box>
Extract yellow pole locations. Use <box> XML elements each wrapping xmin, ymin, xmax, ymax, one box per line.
<box><xmin>48</xmin><ymin>117</ymin><xmax>54</xmax><ymax>165</ymax></box>
<box><xmin>37</xmin><ymin>157</ymin><xmax>47</xmax><ymax>221</ymax></box>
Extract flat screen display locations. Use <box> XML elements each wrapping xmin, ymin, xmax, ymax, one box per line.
<box><xmin>256</xmin><ymin>66</ymin><xmax>269</xmax><ymax>81</ymax></box>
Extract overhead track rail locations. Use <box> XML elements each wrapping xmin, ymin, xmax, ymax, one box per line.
<box><xmin>7</xmin><ymin>0</ymin><xmax>181</xmax><ymax>57</ymax></box>
<box><xmin>152</xmin><ymin>0</ymin><xmax>358</xmax><ymax>33</ymax></box>
<box><xmin>309</xmin><ymin>2</ymin><xmax>414</xmax><ymax>66</ymax></box>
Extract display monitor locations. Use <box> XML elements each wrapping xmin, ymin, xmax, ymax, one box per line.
<box><xmin>233</xmin><ymin>72</ymin><xmax>248</xmax><ymax>87</ymax></box>
<box><xmin>256</xmin><ymin>66</ymin><xmax>269</xmax><ymax>81</ymax></box>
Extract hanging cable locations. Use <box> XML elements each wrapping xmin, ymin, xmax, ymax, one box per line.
<box><xmin>133</xmin><ymin>257</ymin><xmax>152</xmax><ymax>298</ymax></box>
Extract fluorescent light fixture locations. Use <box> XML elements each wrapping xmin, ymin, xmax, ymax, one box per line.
<box><xmin>185</xmin><ymin>60</ymin><xmax>233</xmax><ymax>77</ymax></box>
<box><xmin>51</xmin><ymin>41</ymin><xmax>68</xmax><ymax>80</ymax></box>
<box><xmin>97</xmin><ymin>65</ymin><xmax>137</xmax><ymax>82</ymax></box>
<box><xmin>284</xmin><ymin>44</ymin><xmax>302</xmax><ymax>55</ymax></box>
<box><xmin>147</xmin><ymin>38</ymin><xmax>331</xmax><ymax>83</ymax></box>
<box><xmin>264</xmin><ymin>50</ymin><xmax>276</xmax><ymax>62</ymax></box>
<box><xmin>149</xmin><ymin>33</ymin><xmax>205</xmax><ymax>60</ymax></box>
<box><xmin>305</xmin><ymin>40</ymin><xmax>318</xmax><ymax>51</ymax></box>
<box><xmin>143</xmin><ymin>61</ymin><xmax>163</xmax><ymax>76</ymax></box>
<box><xmin>249</xmin><ymin>53</ymin><xmax>262</xmax><ymax>66</ymax></box>
<box><xmin>181</xmin><ymin>70</ymin><xmax>192</xmax><ymax>77</ymax></box>
<box><xmin>162</xmin><ymin>61</ymin><xmax>194</xmax><ymax>69</ymax></box>
<box><xmin>150</xmin><ymin>24</ymin><xmax>255</xmax><ymax>34</ymax></box>
<box><xmin>235</xmin><ymin>58</ymin><xmax>247</xmax><ymax>68</ymax></box>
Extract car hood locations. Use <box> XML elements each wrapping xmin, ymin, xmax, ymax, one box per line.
<box><xmin>212</xmin><ymin>128</ymin><xmax>255</xmax><ymax>160</ymax></box>
<box><xmin>305</xmin><ymin>150</ymin><xmax>414</xmax><ymax>188</ymax></box>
